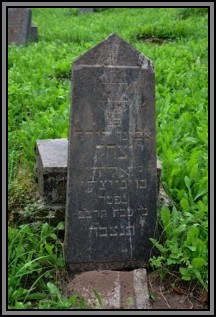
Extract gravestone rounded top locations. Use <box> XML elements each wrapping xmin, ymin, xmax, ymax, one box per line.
<box><xmin>74</xmin><ymin>33</ymin><xmax>154</xmax><ymax>70</ymax></box>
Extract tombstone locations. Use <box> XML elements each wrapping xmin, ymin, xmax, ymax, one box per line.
<box><xmin>8</xmin><ymin>8</ymin><xmax>32</xmax><ymax>45</ymax></box>
<box><xmin>78</xmin><ymin>8</ymin><xmax>95</xmax><ymax>13</ymax></box>
<box><xmin>28</xmin><ymin>23</ymin><xmax>38</xmax><ymax>42</ymax></box>
<box><xmin>64</xmin><ymin>33</ymin><xmax>158</xmax><ymax>272</ymax></box>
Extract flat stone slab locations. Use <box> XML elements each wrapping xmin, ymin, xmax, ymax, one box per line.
<box><xmin>36</xmin><ymin>138</ymin><xmax>68</xmax><ymax>170</ymax></box>
<box><xmin>67</xmin><ymin>268</ymin><xmax>151</xmax><ymax>309</ymax></box>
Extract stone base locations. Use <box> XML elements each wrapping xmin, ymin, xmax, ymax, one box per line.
<box><xmin>67</xmin><ymin>268</ymin><xmax>151</xmax><ymax>309</ymax></box>
<box><xmin>66</xmin><ymin>260</ymin><xmax>148</xmax><ymax>273</ymax></box>
<box><xmin>35</xmin><ymin>138</ymin><xmax>162</xmax><ymax>204</ymax></box>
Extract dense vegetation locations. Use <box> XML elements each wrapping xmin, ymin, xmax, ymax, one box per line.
<box><xmin>8</xmin><ymin>8</ymin><xmax>208</xmax><ymax>309</ymax></box>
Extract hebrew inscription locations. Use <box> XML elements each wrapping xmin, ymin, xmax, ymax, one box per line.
<box><xmin>65</xmin><ymin>34</ymin><xmax>157</xmax><ymax>270</ymax></box>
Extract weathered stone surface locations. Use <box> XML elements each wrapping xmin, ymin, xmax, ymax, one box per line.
<box><xmin>67</xmin><ymin>268</ymin><xmax>151</xmax><ymax>309</ymax></box>
<box><xmin>34</xmin><ymin>139</ymin><xmax>167</xmax><ymax>228</ymax></box>
<box><xmin>35</xmin><ymin>139</ymin><xmax>67</xmax><ymax>204</ymax></box>
<box><xmin>78</xmin><ymin>8</ymin><xmax>95</xmax><ymax>13</ymax></box>
<box><xmin>65</xmin><ymin>34</ymin><xmax>157</xmax><ymax>271</ymax></box>
<box><xmin>8</xmin><ymin>8</ymin><xmax>32</xmax><ymax>45</ymax></box>
<box><xmin>35</xmin><ymin>138</ymin><xmax>162</xmax><ymax>203</ymax></box>
<box><xmin>74</xmin><ymin>33</ymin><xmax>153</xmax><ymax>68</ymax></box>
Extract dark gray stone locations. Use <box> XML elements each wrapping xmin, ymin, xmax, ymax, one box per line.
<box><xmin>78</xmin><ymin>8</ymin><xmax>95</xmax><ymax>13</ymax></box>
<box><xmin>35</xmin><ymin>138</ymin><xmax>161</xmax><ymax>204</ymax></box>
<box><xmin>64</xmin><ymin>34</ymin><xmax>158</xmax><ymax>272</ymax></box>
<box><xmin>28</xmin><ymin>24</ymin><xmax>38</xmax><ymax>42</ymax></box>
<box><xmin>74</xmin><ymin>33</ymin><xmax>153</xmax><ymax>68</ymax></box>
<box><xmin>8</xmin><ymin>8</ymin><xmax>32</xmax><ymax>45</ymax></box>
<box><xmin>35</xmin><ymin>139</ymin><xmax>67</xmax><ymax>204</ymax></box>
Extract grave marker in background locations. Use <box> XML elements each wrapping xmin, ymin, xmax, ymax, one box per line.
<box><xmin>8</xmin><ymin>8</ymin><xmax>32</xmax><ymax>45</ymax></box>
<box><xmin>8</xmin><ymin>8</ymin><xmax>38</xmax><ymax>45</ymax></box>
<box><xmin>64</xmin><ymin>33</ymin><xmax>158</xmax><ymax>272</ymax></box>
<box><xmin>78</xmin><ymin>8</ymin><xmax>95</xmax><ymax>13</ymax></box>
<box><xmin>28</xmin><ymin>23</ymin><xmax>38</xmax><ymax>42</ymax></box>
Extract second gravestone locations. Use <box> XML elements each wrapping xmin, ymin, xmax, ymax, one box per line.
<box><xmin>64</xmin><ymin>33</ymin><xmax>157</xmax><ymax>271</ymax></box>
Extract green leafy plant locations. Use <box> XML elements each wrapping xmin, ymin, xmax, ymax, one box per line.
<box><xmin>93</xmin><ymin>289</ymin><xmax>104</xmax><ymax>309</ymax></box>
<box><xmin>176</xmin><ymin>8</ymin><xmax>208</xmax><ymax>19</ymax></box>
<box><xmin>150</xmin><ymin>205</ymin><xmax>208</xmax><ymax>291</ymax></box>
<box><xmin>8</xmin><ymin>222</ymin><xmax>65</xmax><ymax>308</ymax></box>
<box><xmin>37</xmin><ymin>282</ymin><xmax>84</xmax><ymax>309</ymax></box>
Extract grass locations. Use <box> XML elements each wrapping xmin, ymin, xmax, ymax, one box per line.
<box><xmin>8</xmin><ymin>222</ymin><xmax>91</xmax><ymax>309</ymax></box>
<box><xmin>8</xmin><ymin>7</ymin><xmax>208</xmax><ymax>309</ymax></box>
